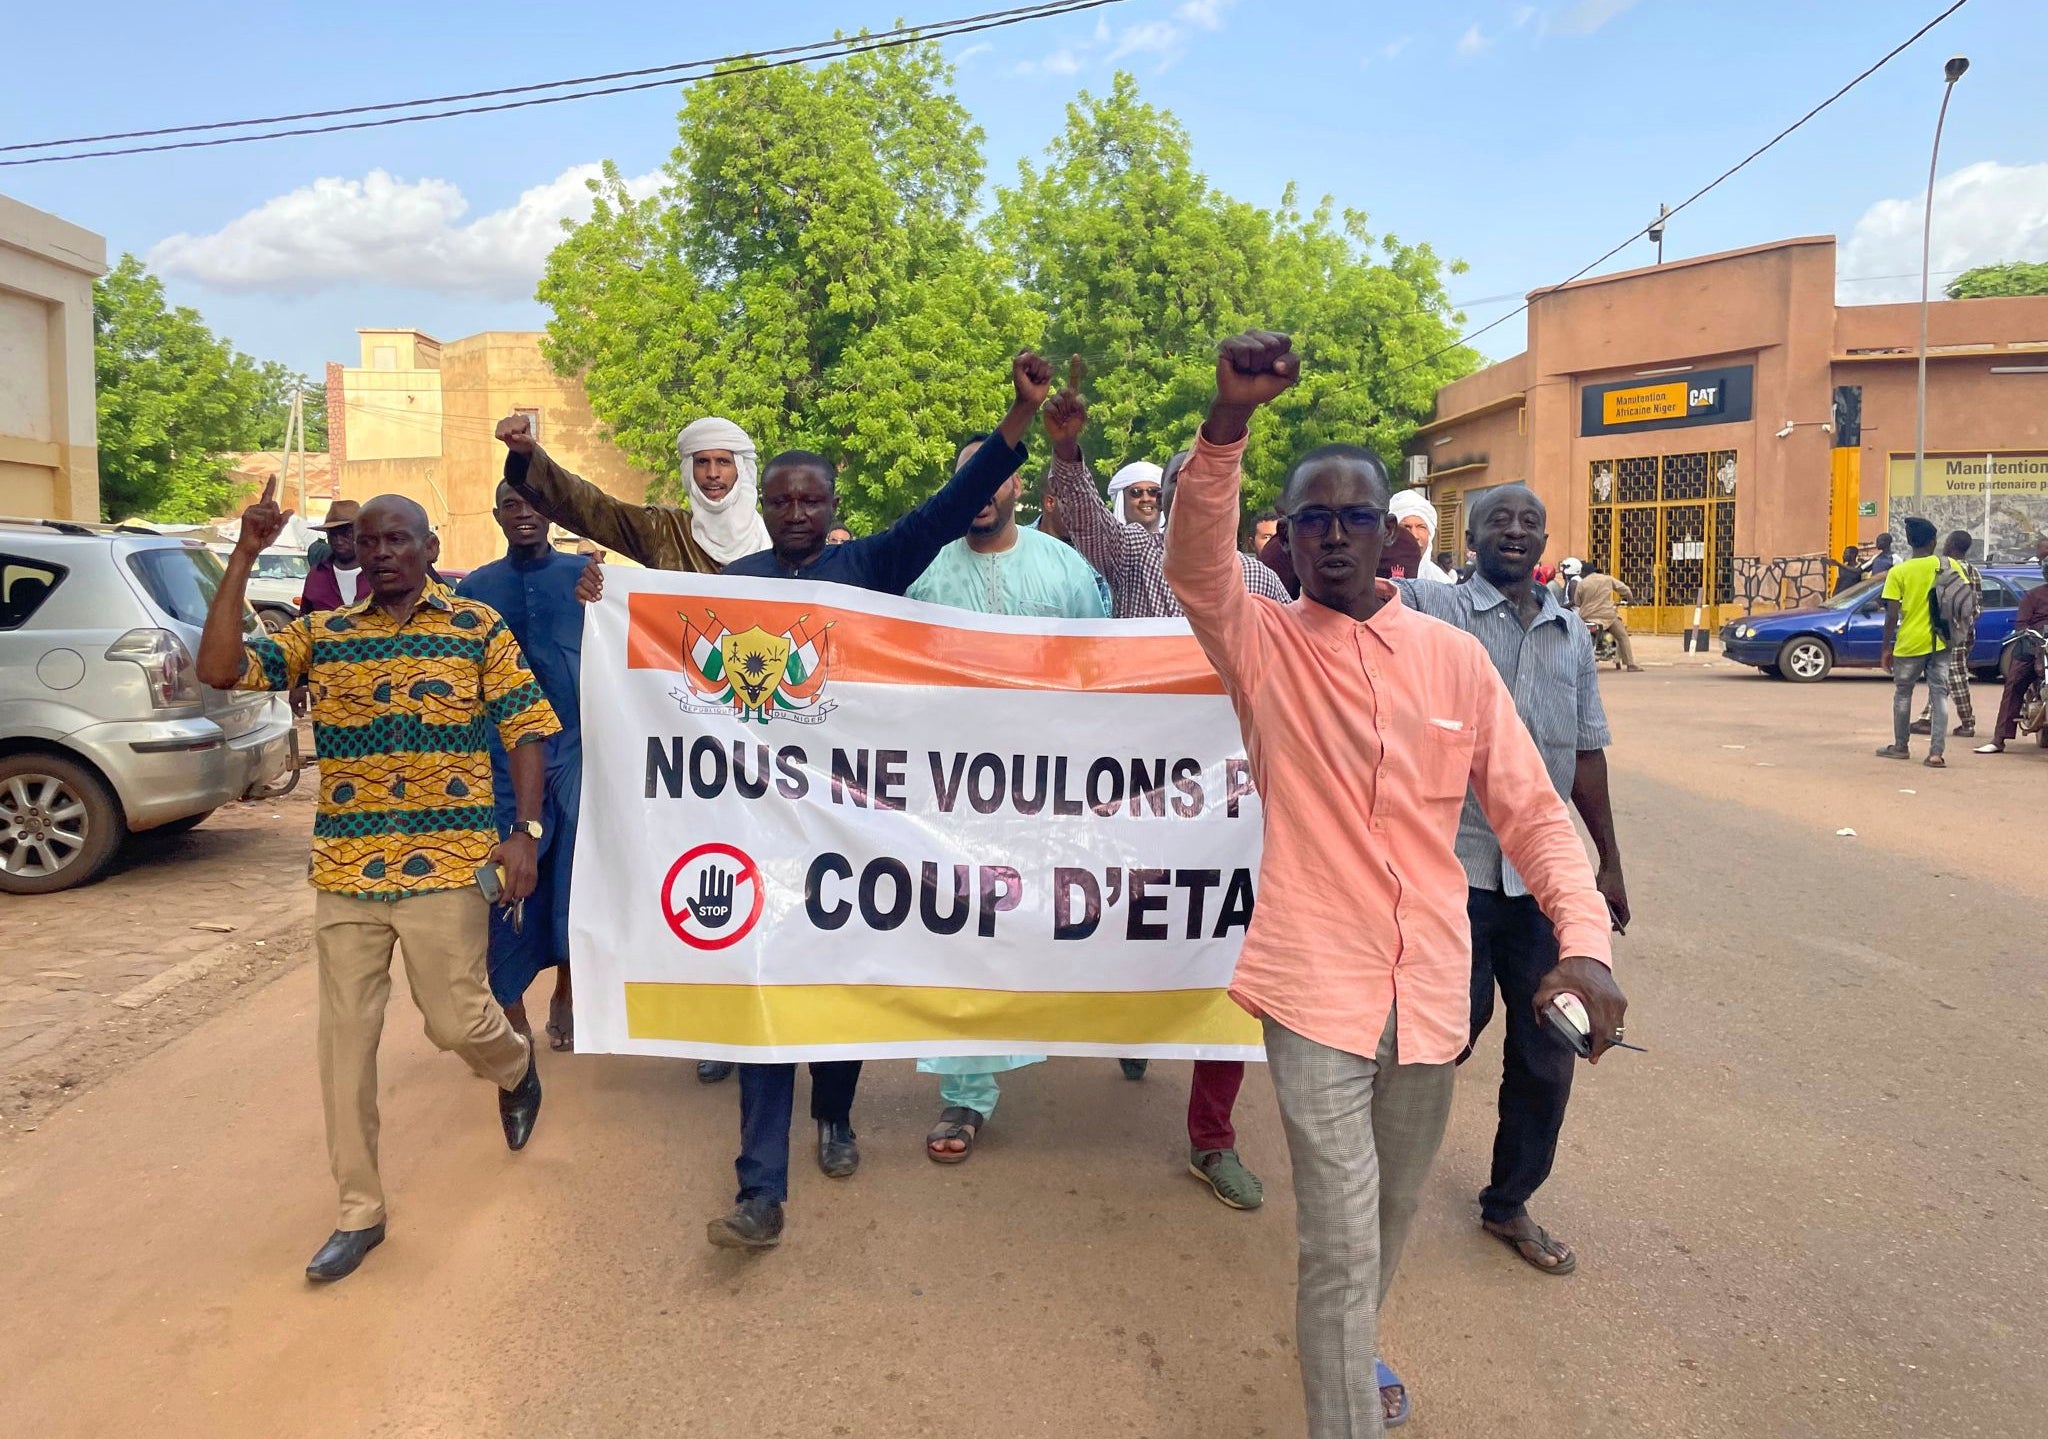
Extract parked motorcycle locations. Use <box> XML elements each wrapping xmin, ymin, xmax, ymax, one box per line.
<box><xmin>2007</xmin><ymin>621</ymin><xmax>2048</xmax><ymax>747</ymax></box>
<box><xmin>1589</xmin><ymin>619</ymin><xmax>1619</xmax><ymax>666</ymax></box>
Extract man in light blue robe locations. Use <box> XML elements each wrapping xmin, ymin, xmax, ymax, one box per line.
<box><xmin>907</xmin><ymin>437</ymin><xmax>1107</xmax><ymax>1163</ymax></box>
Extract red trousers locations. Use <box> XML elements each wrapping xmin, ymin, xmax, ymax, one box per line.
<box><xmin>1187</xmin><ymin>1058</ymin><xmax>1245</xmax><ymax>1151</ymax></box>
<box><xmin>1994</xmin><ymin>649</ymin><xmax>2041</xmax><ymax>742</ymax></box>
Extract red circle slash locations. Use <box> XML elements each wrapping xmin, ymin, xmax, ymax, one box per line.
<box><xmin>661</xmin><ymin>842</ymin><xmax>765</xmax><ymax>951</ymax></box>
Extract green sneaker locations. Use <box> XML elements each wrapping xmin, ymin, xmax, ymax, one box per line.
<box><xmin>1189</xmin><ymin>1148</ymin><xmax>1264</xmax><ymax>1210</ymax></box>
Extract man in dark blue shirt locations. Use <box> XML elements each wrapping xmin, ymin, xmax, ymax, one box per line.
<box><xmin>456</xmin><ymin>483</ymin><xmax>594</xmax><ymax>1052</ymax></box>
<box><xmin>575</xmin><ymin>350</ymin><xmax>1055</xmax><ymax>1251</ymax></box>
<box><xmin>712</xmin><ymin>349</ymin><xmax>1051</xmax><ymax>1252</ymax></box>
<box><xmin>720</xmin><ymin>365</ymin><xmax>1046</xmax><ymax>594</ymax></box>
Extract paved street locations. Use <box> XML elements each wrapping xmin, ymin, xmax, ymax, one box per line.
<box><xmin>2</xmin><ymin>639</ymin><xmax>2042</xmax><ymax>1438</ymax></box>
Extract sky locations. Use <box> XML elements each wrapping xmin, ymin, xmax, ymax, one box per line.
<box><xmin>4</xmin><ymin>0</ymin><xmax>2044</xmax><ymax>385</ymax></box>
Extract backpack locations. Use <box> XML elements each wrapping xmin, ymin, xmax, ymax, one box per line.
<box><xmin>1930</xmin><ymin>557</ymin><xmax>1980</xmax><ymax>642</ymax></box>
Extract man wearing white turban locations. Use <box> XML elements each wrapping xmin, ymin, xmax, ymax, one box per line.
<box><xmin>678</xmin><ymin>417</ymin><xmax>771</xmax><ymax>567</ymax></box>
<box><xmin>496</xmin><ymin>413</ymin><xmax>720</xmax><ymax>575</ymax></box>
<box><xmin>1106</xmin><ymin>461</ymin><xmax>1166</xmax><ymax>529</ymax></box>
<box><xmin>1389</xmin><ymin>490</ymin><xmax>1455</xmax><ymax>583</ymax></box>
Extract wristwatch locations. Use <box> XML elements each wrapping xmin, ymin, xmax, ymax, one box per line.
<box><xmin>515</xmin><ymin>819</ymin><xmax>544</xmax><ymax>841</ymax></box>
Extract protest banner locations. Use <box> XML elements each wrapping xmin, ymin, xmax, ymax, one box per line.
<box><xmin>569</xmin><ymin>569</ymin><xmax>1266</xmax><ymax>1062</ymax></box>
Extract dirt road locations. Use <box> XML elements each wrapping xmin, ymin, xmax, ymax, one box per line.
<box><xmin>2</xmin><ymin>641</ymin><xmax>2042</xmax><ymax>1438</ymax></box>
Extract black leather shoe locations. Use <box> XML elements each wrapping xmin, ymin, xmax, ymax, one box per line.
<box><xmin>499</xmin><ymin>1045</ymin><xmax>542</xmax><ymax>1151</ymax></box>
<box><xmin>1120</xmin><ymin>1058</ymin><xmax>1150</xmax><ymax>1081</ymax></box>
<box><xmin>706</xmin><ymin>1197</ymin><xmax>785</xmax><ymax>1250</ymax></box>
<box><xmin>305</xmin><ymin>1223</ymin><xmax>384</xmax><ymax>1282</ymax></box>
<box><xmin>697</xmin><ymin>1060</ymin><xmax>735</xmax><ymax>1084</ymax></box>
<box><xmin>817</xmin><ymin>1118</ymin><xmax>860</xmax><ymax>1178</ymax></box>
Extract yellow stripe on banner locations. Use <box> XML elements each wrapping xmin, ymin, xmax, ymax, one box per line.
<box><xmin>623</xmin><ymin>983</ymin><xmax>1264</xmax><ymax>1047</ymax></box>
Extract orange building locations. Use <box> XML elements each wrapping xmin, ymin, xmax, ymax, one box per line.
<box><xmin>327</xmin><ymin>328</ymin><xmax>656</xmax><ymax>570</ymax></box>
<box><xmin>1412</xmin><ymin>236</ymin><xmax>2048</xmax><ymax>632</ymax></box>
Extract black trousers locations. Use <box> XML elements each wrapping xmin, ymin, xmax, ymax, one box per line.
<box><xmin>1463</xmin><ymin>887</ymin><xmax>1575</xmax><ymax>1225</ymax></box>
<box><xmin>735</xmin><ymin>1061</ymin><xmax>862</xmax><ymax>1204</ymax></box>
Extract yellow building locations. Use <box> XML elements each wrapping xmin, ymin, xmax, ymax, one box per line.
<box><xmin>328</xmin><ymin>328</ymin><xmax>657</xmax><ymax>569</ymax></box>
<box><xmin>0</xmin><ymin>192</ymin><xmax>107</xmax><ymax>522</ymax></box>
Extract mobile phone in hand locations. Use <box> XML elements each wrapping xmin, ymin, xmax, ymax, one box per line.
<box><xmin>1544</xmin><ymin>993</ymin><xmax>1593</xmax><ymax>1058</ymax></box>
<box><xmin>476</xmin><ymin>862</ymin><xmax>504</xmax><ymax>905</ymax></box>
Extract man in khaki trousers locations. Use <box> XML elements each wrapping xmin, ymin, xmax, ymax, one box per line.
<box><xmin>200</xmin><ymin>481</ymin><xmax>560</xmax><ymax>1282</ymax></box>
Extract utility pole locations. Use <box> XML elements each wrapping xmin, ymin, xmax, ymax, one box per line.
<box><xmin>293</xmin><ymin>386</ymin><xmax>307</xmax><ymax>518</ymax></box>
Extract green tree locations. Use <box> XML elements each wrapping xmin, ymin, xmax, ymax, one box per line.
<box><xmin>94</xmin><ymin>255</ymin><xmax>270</xmax><ymax>522</ymax></box>
<box><xmin>249</xmin><ymin>361</ymin><xmax>330</xmax><ymax>452</ymax></box>
<box><xmin>539</xmin><ymin>42</ymin><xmax>1040</xmax><ymax>531</ymax></box>
<box><xmin>988</xmin><ymin>73</ymin><xmax>1476</xmax><ymax>510</ymax></box>
<box><xmin>1945</xmin><ymin>261</ymin><xmax>2048</xmax><ymax>299</ymax></box>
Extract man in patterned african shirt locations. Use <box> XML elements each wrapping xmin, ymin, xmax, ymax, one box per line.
<box><xmin>199</xmin><ymin>484</ymin><xmax>560</xmax><ymax>1284</ymax></box>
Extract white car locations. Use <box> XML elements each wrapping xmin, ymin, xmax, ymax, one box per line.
<box><xmin>208</xmin><ymin>544</ymin><xmax>309</xmax><ymax>631</ymax></box>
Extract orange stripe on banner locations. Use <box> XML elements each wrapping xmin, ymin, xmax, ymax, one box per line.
<box><xmin>626</xmin><ymin>592</ymin><xmax>1225</xmax><ymax>694</ymax></box>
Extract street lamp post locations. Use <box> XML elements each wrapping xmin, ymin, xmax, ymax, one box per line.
<box><xmin>1914</xmin><ymin>55</ymin><xmax>1970</xmax><ymax>497</ymax></box>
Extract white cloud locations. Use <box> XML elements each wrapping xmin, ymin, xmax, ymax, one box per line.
<box><xmin>1456</xmin><ymin>23</ymin><xmax>1492</xmax><ymax>55</ymax></box>
<box><xmin>1015</xmin><ymin>0</ymin><xmax>1235</xmax><ymax>76</ymax></box>
<box><xmin>149</xmin><ymin>163</ymin><xmax>665</xmax><ymax>300</ymax></box>
<box><xmin>1109</xmin><ymin>19</ymin><xmax>1185</xmax><ymax>62</ymax></box>
<box><xmin>1552</xmin><ymin>0</ymin><xmax>1640</xmax><ymax>35</ymax></box>
<box><xmin>1381</xmin><ymin>35</ymin><xmax>1414</xmax><ymax>60</ymax></box>
<box><xmin>953</xmin><ymin>41</ymin><xmax>994</xmax><ymax>64</ymax></box>
<box><xmin>1514</xmin><ymin>5</ymin><xmax>1540</xmax><ymax>28</ymax></box>
<box><xmin>1174</xmin><ymin>0</ymin><xmax>1236</xmax><ymax>29</ymax></box>
<box><xmin>1838</xmin><ymin>160</ymin><xmax>2048</xmax><ymax>302</ymax></box>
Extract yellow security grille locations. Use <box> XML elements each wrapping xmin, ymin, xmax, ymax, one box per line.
<box><xmin>1586</xmin><ymin>450</ymin><xmax>1738</xmax><ymax>633</ymax></box>
<box><xmin>1433</xmin><ymin>490</ymin><xmax>1459</xmax><ymax>566</ymax></box>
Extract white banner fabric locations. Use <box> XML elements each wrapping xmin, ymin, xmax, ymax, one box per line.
<box><xmin>567</xmin><ymin>569</ymin><xmax>1267</xmax><ymax>1062</ymax></box>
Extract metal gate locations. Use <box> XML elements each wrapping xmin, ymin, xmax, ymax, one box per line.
<box><xmin>1586</xmin><ymin>451</ymin><xmax>1737</xmax><ymax>634</ymax></box>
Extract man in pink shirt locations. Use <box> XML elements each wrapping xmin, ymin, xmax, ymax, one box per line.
<box><xmin>1164</xmin><ymin>332</ymin><xmax>1627</xmax><ymax>1437</ymax></box>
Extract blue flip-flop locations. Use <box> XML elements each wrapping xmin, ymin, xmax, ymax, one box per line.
<box><xmin>1376</xmin><ymin>1358</ymin><xmax>1411</xmax><ymax>1429</ymax></box>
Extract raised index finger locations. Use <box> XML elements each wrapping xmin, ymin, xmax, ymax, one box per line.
<box><xmin>1067</xmin><ymin>353</ymin><xmax>1084</xmax><ymax>392</ymax></box>
<box><xmin>261</xmin><ymin>474</ymin><xmax>278</xmax><ymax>506</ymax></box>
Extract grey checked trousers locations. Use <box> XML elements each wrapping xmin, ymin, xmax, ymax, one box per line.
<box><xmin>1264</xmin><ymin>1014</ymin><xmax>1456</xmax><ymax>1439</ymax></box>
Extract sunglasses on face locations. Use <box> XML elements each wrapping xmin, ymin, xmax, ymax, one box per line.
<box><xmin>1285</xmin><ymin>505</ymin><xmax>1385</xmax><ymax>539</ymax></box>
<box><xmin>1124</xmin><ymin>486</ymin><xmax>1162</xmax><ymax>501</ymax></box>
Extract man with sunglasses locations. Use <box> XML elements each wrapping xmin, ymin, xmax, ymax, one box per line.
<box><xmin>1040</xmin><ymin>371</ymin><xmax>1288</xmax><ymax>1214</ymax></box>
<box><xmin>1399</xmin><ymin>485</ymin><xmax>1630</xmax><ymax>1281</ymax></box>
<box><xmin>1164</xmin><ymin>331</ymin><xmax>1624</xmax><ymax>1437</ymax></box>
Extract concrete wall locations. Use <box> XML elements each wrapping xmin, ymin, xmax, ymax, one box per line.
<box><xmin>0</xmin><ymin>192</ymin><xmax>106</xmax><ymax>521</ymax></box>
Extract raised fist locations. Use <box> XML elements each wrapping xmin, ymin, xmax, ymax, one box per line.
<box><xmin>1012</xmin><ymin>349</ymin><xmax>1055</xmax><ymax>410</ymax></box>
<box><xmin>236</xmin><ymin>475</ymin><xmax>294</xmax><ymax>559</ymax></box>
<box><xmin>1215</xmin><ymin>331</ymin><xmax>1300</xmax><ymax>410</ymax></box>
<box><xmin>495</xmin><ymin>413</ymin><xmax>537</xmax><ymax>455</ymax></box>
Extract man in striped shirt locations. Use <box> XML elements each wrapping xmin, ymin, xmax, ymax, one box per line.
<box><xmin>1040</xmin><ymin>377</ymin><xmax>1284</xmax><ymax>1212</ymax></box>
<box><xmin>1401</xmin><ymin>483</ymin><xmax>1631</xmax><ymax>1278</ymax></box>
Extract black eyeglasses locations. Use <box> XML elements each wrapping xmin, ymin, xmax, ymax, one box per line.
<box><xmin>1284</xmin><ymin>505</ymin><xmax>1385</xmax><ymax>539</ymax></box>
<box><xmin>1124</xmin><ymin>486</ymin><xmax>1163</xmax><ymax>500</ymax></box>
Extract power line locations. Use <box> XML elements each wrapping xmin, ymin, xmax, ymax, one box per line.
<box><xmin>1373</xmin><ymin>0</ymin><xmax>1973</xmax><ymax>385</ymax></box>
<box><xmin>0</xmin><ymin>0</ymin><xmax>1127</xmax><ymax>167</ymax></box>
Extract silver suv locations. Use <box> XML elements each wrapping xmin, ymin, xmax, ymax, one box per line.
<box><xmin>0</xmin><ymin>520</ymin><xmax>298</xmax><ymax>894</ymax></box>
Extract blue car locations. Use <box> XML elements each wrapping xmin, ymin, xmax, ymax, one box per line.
<box><xmin>1721</xmin><ymin>566</ymin><xmax>2044</xmax><ymax>682</ymax></box>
